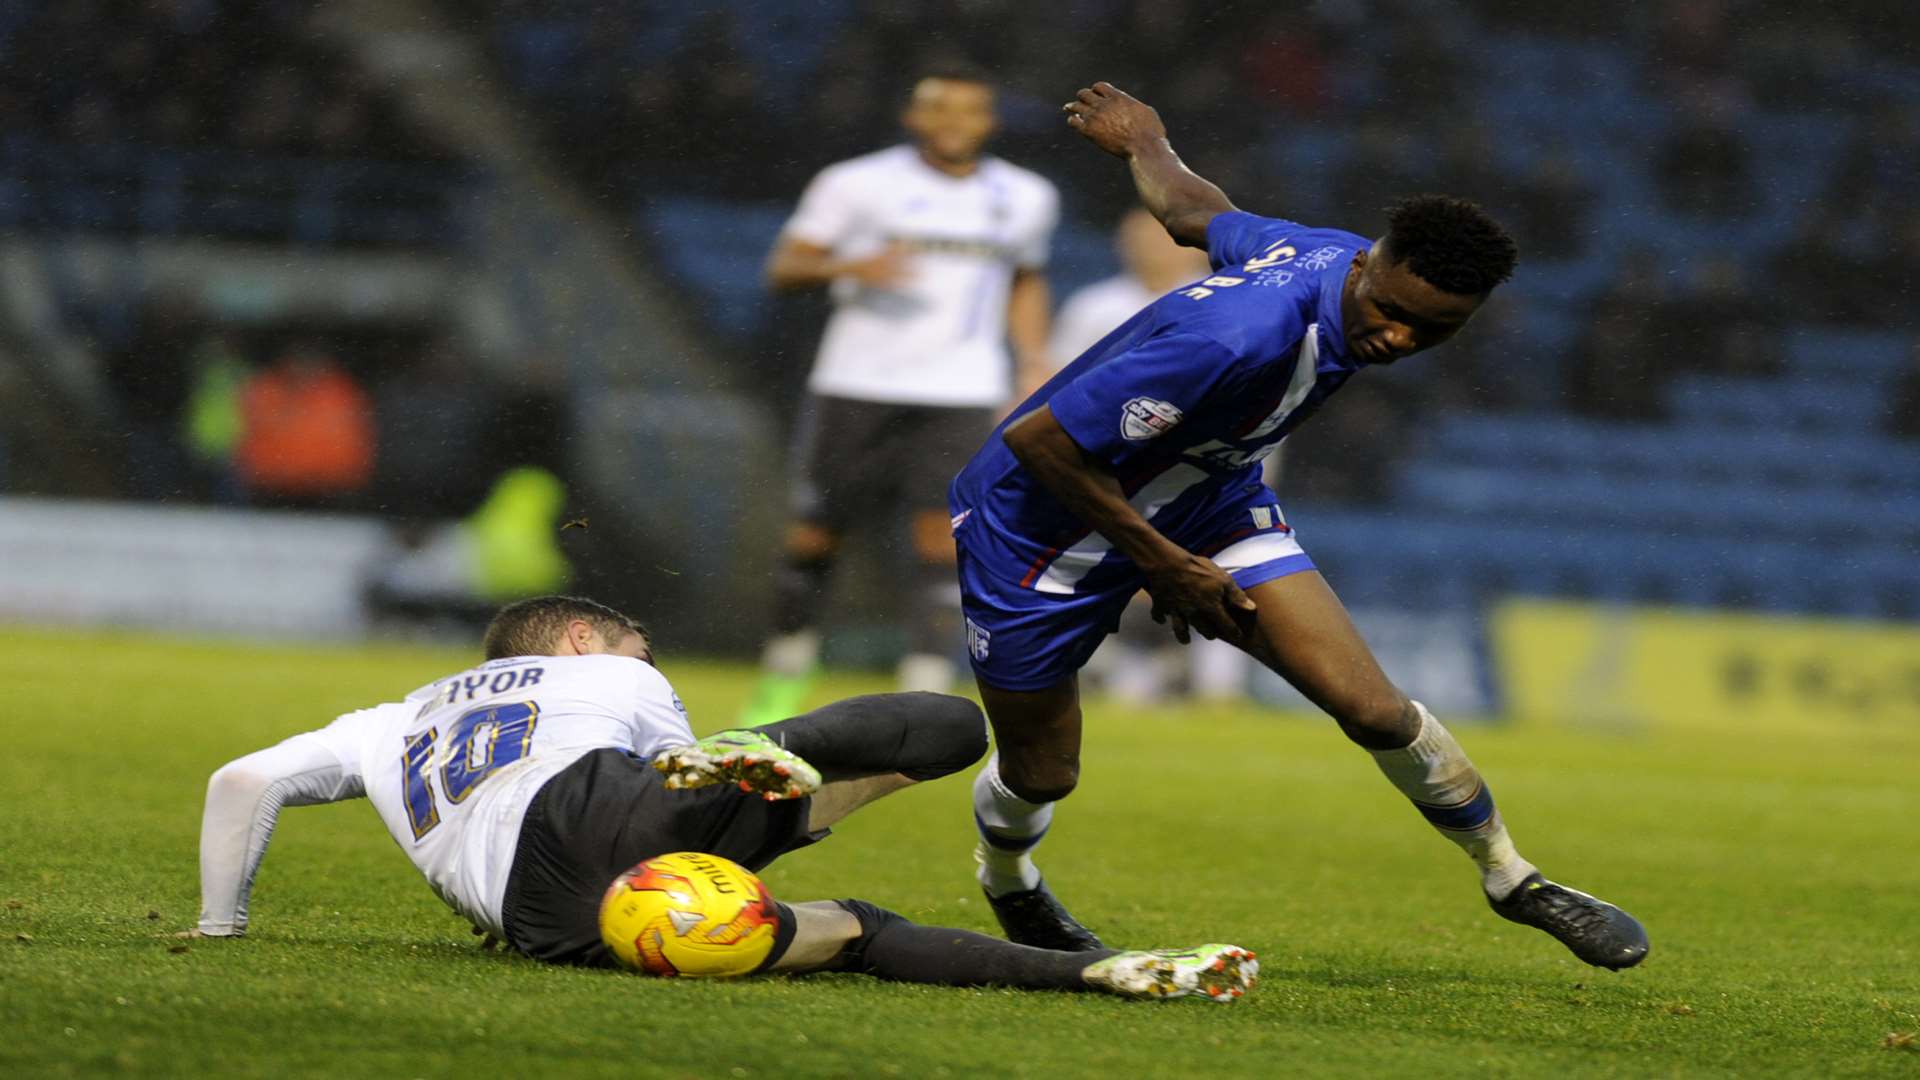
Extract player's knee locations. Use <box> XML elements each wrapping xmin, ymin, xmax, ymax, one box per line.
<box><xmin>898</xmin><ymin>693</ymin><xmax>988</xmax><ymax>781</ymax></box>
<box><xmin>998</xmin><ymin>754</ymin><xmax>1079</xmax><ymax>805</ymax></box>
<box><xmin>1333</xmin><ymin>690</ymin><xmax>1419</xmax><ymax>750</ymax></box>
<box><xmin>785</xmin><ymin>523</ymin><xmax>841</xmax><ymax>561</ymax></box>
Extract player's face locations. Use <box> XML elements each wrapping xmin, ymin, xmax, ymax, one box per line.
<box><xmin>1340</xmin><ymin>244</ymin><xmax>1484</xmax><ymax>365</ymax></box>
<box><xmin>903</xmin><ymin>78</ymin><xmax>996</xmax><ymax>165</ymax></box>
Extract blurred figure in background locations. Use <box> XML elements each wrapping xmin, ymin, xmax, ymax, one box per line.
<box><xmin>365</xmin><ymin>465</ymin><xmax>575</xmax><ymax>629</ymax></box>
<box><xmin>741</xmin><ymin>65</ymin><xmax>1059</xmax><ymax>723</ymax></box>
<box><xmin>1049</xmin><ymin>206</ymin><xmax>1211</xmax><ymax>362</ymax></box>
<box><xmin>1049</xmin><ymin>207</ymin><xmax>1247</xmax><ymax>703</ymax></box>
<box><xmin>234</xmin><ymin>342</ymin><xmax>374</xmax><ymax>509</ymax></box>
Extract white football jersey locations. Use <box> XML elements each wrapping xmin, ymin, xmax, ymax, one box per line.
<box><xmin>195</xmin><ymin>654</ymin><xmax>694</xmax><ymax>938</ymax></box>
<box><xmin>784</xmin><ymin>144</ymin><xmax>1058</xmax><ymax>407</ymax></box>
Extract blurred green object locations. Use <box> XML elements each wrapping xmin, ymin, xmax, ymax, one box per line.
<box><xmin>463</xmin><ymin>466</ymin><xmax>573</xmax><ymax>602</ymax></box>
<box><xmin>181</xmin><ymin>337</ymin><xmax>247</xmax><ymax>463</ymax></box>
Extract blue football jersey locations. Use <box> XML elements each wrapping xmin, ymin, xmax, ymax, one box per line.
<box><xmin>949</xmin><ymin>211</ymin><xmax>1370</xmax><ymax>594</ymax></box>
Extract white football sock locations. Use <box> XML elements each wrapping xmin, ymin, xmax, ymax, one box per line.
<box><xmin>971</xmin><ymin>753</ymin><xmax>1050</xmax><ymax>896</ymax></box>
<box><xmin>1369</xmin><ymin>701</ymin><xmax>1537</xmax><ymax>899</ymax></box>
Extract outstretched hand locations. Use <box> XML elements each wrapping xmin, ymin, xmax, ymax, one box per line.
<box><xmin>1062</xmin><ymin>82</ymin><xmax>1167</xmax><ymax>158</ymax></box>
<box><xmin>1144</xmin><ymin>553</ymin><xmax>1258</xmax><ymax>645</ymax></box>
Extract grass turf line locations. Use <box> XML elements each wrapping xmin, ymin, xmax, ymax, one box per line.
<box><xmin>0</xmin><ymin>626</ymin><xmax>1915</xmax><ymax>1078</ymax></box>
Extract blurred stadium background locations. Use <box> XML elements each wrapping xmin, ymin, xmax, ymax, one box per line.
<box><xmin>0</xmin><ymin>0</ymin><xmax>1916</xmax><ymax>729</ymax></box>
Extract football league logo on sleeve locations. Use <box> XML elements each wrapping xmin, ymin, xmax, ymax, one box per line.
<box><xmin>1121</xmin><ymin>397</ymin><xmax>1184</xmax><ymax>441</ymax></box>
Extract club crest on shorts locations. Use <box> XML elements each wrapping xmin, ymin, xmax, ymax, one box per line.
<box><xmin>965</xmin><ymin>618</ymin><xmax>992</xmax><ymax>662</ymax></box>
<box><xmin>1120</xmin><ymin>397</ymin><xmax>1183</xmax><ymax>441</ymax></box>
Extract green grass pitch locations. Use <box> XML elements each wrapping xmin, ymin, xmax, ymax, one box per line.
<box><xmin>1</xmin><ymin>626</ymin><xmax>1916</xmax><ymax>1078</ymax></box>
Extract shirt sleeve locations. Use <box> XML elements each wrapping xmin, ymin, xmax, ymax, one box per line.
<box><xmin>1045</xmin><ymin>331</ymin><xmax>1246</xmax><ymax>466</ymax></box>
<box><xmin>1205</xmin><ymin>210</ymin><xmax>1301</xmax><ymax>271</ymax></box>
<box><xmin>781</xmin><ymin>164</ymin><xmax>861</xmax><ymax>248</ymax></box>
<box><xmin>195</xmin><ymin>712</ymin><xmax>373</xmax><ymax>936</ymax></box>
<box><xmin>1014</xmin><ymin>182</ymin><xmax>1059</xmax><ymax>270</ymax></box>
<box><xmin>629</xmin><ymin>662</ymin><xmax>698</xmax><ymax>758</ymax></box>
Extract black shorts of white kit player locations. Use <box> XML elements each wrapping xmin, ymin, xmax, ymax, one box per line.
<box><xmin>789</xmin><ymin>393</ymin><xmax>996</xmax><ymax>531</ymax></box>
<box><xmin>500</xmin><ymin>692</ymin><xmax>987</xmax><ymax>968</ymax></box>
<box><xmin>499</xmin><ymin>748</ymin><xmax>818</xmax><ymax>968</ymax></box>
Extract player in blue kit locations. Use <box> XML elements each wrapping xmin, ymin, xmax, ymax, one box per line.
<box><xmin>950</xmin><ymin>82</ymin><xmax>1649</xmax><ymax>970</ymax></box>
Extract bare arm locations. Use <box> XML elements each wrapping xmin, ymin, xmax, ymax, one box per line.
<box><xmin>764</xmin><ymin>236</ymin><xmax>912</xmax><ymax>293</ymax></box>
<box><xmin>1063</xmin><ymin>82</ymin><xmax>1236</xmax><ymax>249</ymax></box>
<box><xmin>1002</xmin><ymin>405</ymin><xmax>1255</xmax><ymax>643</ymax></box>
<box><xmin>1006</xmin><ymin>267</ymin><xmax>1053</xmax><ymax>398</ymax></box>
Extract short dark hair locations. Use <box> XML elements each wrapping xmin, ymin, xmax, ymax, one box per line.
<box><xmin>1383</xmin><ymin>195</ymin><xmax>1519</xmax><ymax>296</ymax></box>
<box><xmin>482</xmin><ymin>595</ymin><xmax>648</xmax><ymax>660</ymax></box>
<box><xmin>911</xmin><ymin>60</ymin><xmax>994</xmax><ymax>95</ymax></box>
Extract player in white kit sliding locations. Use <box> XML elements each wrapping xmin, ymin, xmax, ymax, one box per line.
<box><xmin>184</xmin><ymin>595</ymin><xmax>1256</xmax><ymax>1001</ymax></box>
<box><xmin>744</xmin><ymin>64</ymin><xmax>1060</xmax><ymax>721</ymax></box>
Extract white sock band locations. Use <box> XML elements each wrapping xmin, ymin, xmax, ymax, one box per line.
<box><xmin>972</xmin><ymin>754</ymin><xmax>1050</xmax><ymax>896</ymax></box>
<box><xmin>1370</xmin><ymin>702</ymin><xmax>1536</xmax><ymax>899</ymax></box>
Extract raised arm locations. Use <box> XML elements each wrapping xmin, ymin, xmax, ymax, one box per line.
<box><xmin>1063</xmin><ymin>82</ymin><xmax>1236</xmax><ymax>249</ymax></box>
<box><xmin>192</xmin><ymin>731</ymin><xmax>365</xmax><ymax>937</ymax></box>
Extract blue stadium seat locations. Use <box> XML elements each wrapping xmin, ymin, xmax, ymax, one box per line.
<box><xmin>1666</xmin><ymin>373</ymin><xmax>1892</xmax><ymax>432</ymax></box>
<box><xmin>1297</xmin><ymin>505</ymin><xmax>1919</xmax><ymax>619</ymax></box>
<box><xmin>1783</xmin><ymin>327</ymin><xmax>1911</xmax><ymax>378</ymax></box>
<box><xmin>1425</xmin><ymin>413</ymin><xmax>1920</xmax><ymax>493</ymax></box>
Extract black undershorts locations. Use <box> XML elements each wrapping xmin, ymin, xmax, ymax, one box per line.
<box><xmin>499</xmin><ymin>748</ymin><xmax>821</xmax><ymax>967</ymax></box>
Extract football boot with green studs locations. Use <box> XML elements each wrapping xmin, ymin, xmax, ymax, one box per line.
<box><xmin>652</xmin><ymin>730</ymin><xmax>822</xmax><ymax>801</ymax></box>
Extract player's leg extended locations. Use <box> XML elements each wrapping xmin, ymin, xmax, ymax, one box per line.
<box><xmin>742</xmin><ymin>521</ymin><xmax>840</xmax><ymax>726</ymax></box>
<box><xmin>1237</xmin><ymin>570</ymin><xmax>1648</xmax><ymax>969</ymax></box>
<box><xmin>895</xmin><ymin>404</ymin><xmax>991</xmax><ymax>695</ymax></box>
<box><xmin>771</xmin><ymin>900</ymin><xmax>1256</xmax><ymax>1002</ymax></box>
<box><xmin>659</xmin><ymin>692</ymin><xmax>987</xmax><ymax>801</ymax></box>
<box><xmin>899</xmin><ymin>507</ymin><xmax>961</xmax><ymax>693</ymax></box>
<box><xmin>746</xmin><ymin>395</ymin><xmax>874</xmax><ymax>726</ymax></box>
<box><xmin>972</xmin><ymin>676</ymin><xmax>1103</xmax><ymax>950</ymax></box>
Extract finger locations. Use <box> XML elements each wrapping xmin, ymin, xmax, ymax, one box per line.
<box><xmin>1201</xmin><ymin>602</ymin><xmax>1245</xmax><ymax>644</ymax></box>
<box><xmin>1226</xmin><ymin>580</ymin><xmax>1257</xmax><ymax>611</ymax></box>
<box><xmin>1170</xmin><ymin>613</ymin><xmax>1191</xmax><ymax>645</ymax></box>
<box><xmin>1076</xmin><ymin>87</ymin><xmax>1100</xmax><ymax>105</ymax></box>
<box><xmin>1092</xmin><ymin>81</ymin><xmax>1118</xmax><ymax>97</ymax></box>
<box><xmin>1067</xmin><ymin>114</ymin><xmax>1086</xmax><ymax>129</ymax></box>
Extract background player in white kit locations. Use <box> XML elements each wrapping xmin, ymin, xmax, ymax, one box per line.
<box><xmin>743</xmin><ymin>66</ymin><xmax>1060</xmax><ymax>723</ymax></box>
<box><xmin>1048</xmin><ymin>208</ymin><xmax>1252</xmax><ymax>704</ymax></box>
<box><xmin>182</xmin><ymin>595</ymin><xmax>1257</xmax><ymax>1001</ymax></box>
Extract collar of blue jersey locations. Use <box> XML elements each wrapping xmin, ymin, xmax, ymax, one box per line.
<box><xmin>1313</xmin><ymin>257</ymin><xmax>1356</xmax><ymax>367</ymax></box>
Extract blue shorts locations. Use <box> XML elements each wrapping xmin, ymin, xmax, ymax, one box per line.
<box><xmin>954</xmin><ymin>489</ymin><xmax>1314</xmax><ymax>692</ymax></box>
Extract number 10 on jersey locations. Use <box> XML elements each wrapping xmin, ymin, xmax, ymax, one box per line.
<box><xmin>401</xmin><ymin>702</ymin><xmax>541</xmax><ymax>839</ymax></box>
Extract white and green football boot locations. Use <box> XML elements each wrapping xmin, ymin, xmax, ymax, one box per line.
<box><xmin>1082</xmin><ymin>945</ymin><xmax>1258</xmax><ymax>1003</ymax></box>
<box><xmin>652</xmin><ymin>730</ymin><xmax>823</xmax><ymax>801</ymax></box>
